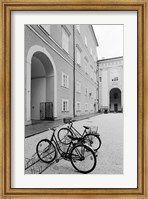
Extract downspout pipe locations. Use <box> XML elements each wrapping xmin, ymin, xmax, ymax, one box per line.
<box><xmin>73</xmin><ymin>25</ymin><xmax>76</xmax><ymax>117</ymax></box>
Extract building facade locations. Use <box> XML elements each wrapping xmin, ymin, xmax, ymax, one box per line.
<box><xmin>25</xmin><ymin>25</ymin><xmax>98</xmax><ymax>125</ymax></box>
<box><xmin>97</xmin><ymin>57</ymin><xmax>123</xmax><ymax>113</ymax></box>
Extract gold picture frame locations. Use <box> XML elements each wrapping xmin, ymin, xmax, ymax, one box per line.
<box><xmin>0</xmin><ymin>0</ymin><xmax>147</xmax><ymax>198</ymax></box>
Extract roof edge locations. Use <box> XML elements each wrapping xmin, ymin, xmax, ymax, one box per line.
<box><xmin>98</xmin><ymin>56</ymin><xmax>123</xmax><ymax>62</ymax></box>
<box><xmin>90</xmin><ymin>25</ymin><xmax>99</xmax><ymax>47</ymax></box>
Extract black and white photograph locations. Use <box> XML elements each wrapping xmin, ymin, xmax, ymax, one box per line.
<box><xmin>1</xmin><ymin>0</ymin><xmax>147</xmax><ymax>196</ymax></box>
<box><xmin>24</xmin><ymin>24</ymin><xmax>124</xmax><ymax>175</ymax></box>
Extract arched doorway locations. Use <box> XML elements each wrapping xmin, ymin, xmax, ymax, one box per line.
<box><xmin>31</xmin><ymin>51</ymin><xmax>55</xmax><ymax>120</ymax></box>
<box><xmin>25</xmin><ymin>45</ymin><xmax>58</xmax><ymax>124</ymax></box>
<box><xmin>31</xmin><ymin>51</ymin><xmax>54</xmax><ymax>120</ymax></box>
<box><xmin>25</xmin><ymin>45</ymin><xmax>57</xmax><ymax>124</ymax></box>
<box><xmin>110</xmin><ymin>88</ymin><xmax>121</xmax><ymax>112</ymax></box>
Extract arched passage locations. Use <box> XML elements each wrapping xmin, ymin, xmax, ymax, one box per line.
<box><xmin>110</xmin><ymin>88</ymin><xmax>121</xmax><ymax>112</ymax></box>
<box><xmin>25</xmin><ymin>45</ymin><xmax>57</xmax><ymax>124</ymax></box>
<box><xmin>31</xmin><ymin>51</ymin><xmax>54</xmax><ymax>120</ymax></box>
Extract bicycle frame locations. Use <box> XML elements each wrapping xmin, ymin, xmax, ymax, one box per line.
<box><xmin>50</xmin><ymin>130</ymin><xmax>75</xmax><ymax>159</ymax></box>
<box><xmin>67</xmin><ymin>122</ymin><xmax>88</xmax><ymax>138</ymax></box>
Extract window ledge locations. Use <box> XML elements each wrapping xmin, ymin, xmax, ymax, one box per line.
<box><xmin>61</xmin><ymin>86</ymin><xmax>69</xmax><ymax>89</ymax></box>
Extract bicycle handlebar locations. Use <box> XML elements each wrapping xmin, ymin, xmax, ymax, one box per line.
<box><xmin>69</xmin><ymin>119</ymin><xmax>76</xmax><ymax>123</ymax></box>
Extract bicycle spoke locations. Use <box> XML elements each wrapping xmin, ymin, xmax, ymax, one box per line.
<box><xmin>70</xmin><ymin>145</ymin><xmax>96</xmax><ymax>174</ymax></box>
<box><xmin>36</xmin><ymin>139</ymin><xmax>56</xmax><ymax>163</ymax></box>
<box><xmin>57</xmin><ymin>128</ymin><xmax>73</xmax><ymax>144</ymax></box>
<box><xmin>83</xmin><ymin>134</ymin><xmax>101</xmax><ymax>151</ymax></box>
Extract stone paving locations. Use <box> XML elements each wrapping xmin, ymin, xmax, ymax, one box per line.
<box><xmin>25</xmin><ymin>113</ymin><xmax>123</xmax><ymax>175</ymax></box>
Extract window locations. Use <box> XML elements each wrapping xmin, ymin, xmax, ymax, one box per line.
<box><xmin>76</xmin><ymin>25</ymin><xmax>80</xmax><ymax>33</ymax></box>
<box><xmin>76</xmin><ymin>81</ymin><xmax>81</xmax><ymax>93</ymax></box>
<box><xmin>89</xmin><ymin>92</ymin><xmax>92</xmax><ymax>97</ymax></box>
<box><xmin>62</xmin><ymin>99</ymin><xmax>69</xmax><ymax>111</ymax></box>
<box><xmin>84</xmin><ymin>36</ymin><xmax>88</xmax><ymax>47</ymax></box>
<box><xmin>112</xmin><ymin>77</ymin><xmax>118</xmax><ymax>81</ymax></box>
<box><xmin>76</xmin><ymin>102</ymin><xmax>81</xmax><ymax>111</ymax></box>
<box><xmin>85</xmin><ymin>87</ymin><xmax>88</xmax><ymax>96</ymax></box>
<box><xmin>62</xmin><ymin>72</ymin><xmax>69</xmax><ymax>88</ymax></box>
<box><xmin>41</xmin><ymin>25</ymin><xmax>50</xmax><ymax>34</ymax></box>
<box><xmin>62</xmin><ymin>27</ymin><xmax>70</xmax><ymax>53</ymax></box>
<box><xmin>76</xmin><ymin>47</ymin><xmax>81</xmax><ymax>66</ymax></box>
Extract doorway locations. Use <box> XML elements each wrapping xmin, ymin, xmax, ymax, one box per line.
<box><xmin>114</xmin><ymin>104</ymin><xmax>118</xmax><ymax>112</ymax></box>
<box><xmin>110</xmin><ymin>88</ymin><xmax>121</xmax><ymax>112</ymax></box>
<box><xmin>31</xmin><ymin>51</ymin><xmax>54</xmax><ymax>120</ymax></box>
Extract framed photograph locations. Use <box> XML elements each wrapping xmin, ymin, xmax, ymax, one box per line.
<box><xmin>0</xmin><ymin>0</ymin><xmax>148</xmax><ymax>198</ymax></box>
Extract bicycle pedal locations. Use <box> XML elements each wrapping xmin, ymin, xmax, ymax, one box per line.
<box><xmin>56</xmin><ymin>159</ymin><xmax>59</xmax><ymax>163</ymax></box>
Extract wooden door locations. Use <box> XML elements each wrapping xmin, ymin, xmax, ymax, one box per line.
<box><xmin>45</xmin><ymin>102</ymin><xmax>53</xmax><ymax>120</ymax></box>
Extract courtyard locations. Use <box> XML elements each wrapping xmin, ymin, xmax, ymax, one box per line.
<box><xmin>25</xmin><ymin>113</ymin><xmax>123</xmax><ymax>174</ymax></box>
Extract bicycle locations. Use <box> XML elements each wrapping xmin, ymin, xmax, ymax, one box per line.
<box><xmin>57</xmin><ymin>118</ymin><xmax>102</xmax><ymax>152</ymax></box>
<box><xmin>36</xmin><ymin>127</ymin><xmax>97</xmax><ymax>174</ymax></box>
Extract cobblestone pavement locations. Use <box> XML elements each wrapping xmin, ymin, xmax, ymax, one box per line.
<box><xmin>25</xmin><ymin>112</ymin><xmax>100</xmax><ymax>138</ymax></box>
<box><xmin>25</xmin><ymin>113</ymin><xmax>123</xmax><ymax>174</ymax></box>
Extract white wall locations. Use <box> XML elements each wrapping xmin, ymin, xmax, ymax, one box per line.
<box><xmin>31</xmin><ymin>78</ymin><xmax>46</xmax><ymax>120</ymax></box>
<box><xmin>46</xmin><ymin>76</ymin><xmax>54</xmax><ymax>103</ymax></box>
<box><xmin>102</xmin><ymin>70</ymin><xmax>109</xmax><ymax>107</ymax></box>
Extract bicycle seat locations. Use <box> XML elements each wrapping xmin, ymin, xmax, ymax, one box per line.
<box><xmin>67</xmin><ymin>135</ymin><xmax>82</xmax><ymax>141</ymax></box>
<box><xmin>83</xmin><ymin>126</ymin><xmax>90</xmax><ymax>130</ymax></box>
<box><xmin>50</xmin><ymin>127</ymin><xmax>56</xmax><ymax>131</ymax></box>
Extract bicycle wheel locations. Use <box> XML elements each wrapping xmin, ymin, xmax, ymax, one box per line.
<box><xmin>36</xmin><ymin>139</ymin><xmax>56</xmax><ymax>163</ymax></box>
<box><xmin>57</xmin><ymin>128</ymin><xmax>73</xmax><ymax>145</ymax></box>
<box><xmin>83</xmin><ymin>133</ymin><xmax>102</xmax><ymax>151</ymax></box>
<box><xmin>70</xmin><ymin>144</ymin><xmax>96</xmax><ymax>174</ymax></box>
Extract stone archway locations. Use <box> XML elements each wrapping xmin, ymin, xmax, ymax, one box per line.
<box><xmin>110</xmin><ymin>88</ymin><xmax>121</xmax><ymax>112</ymax></box>
<box><xmin>31</xmin><ymin>51</ymin><xmax>54</xmax><ymax>120</ymax></box>
<box><xmin>25</xmin><ymin>45</ymin><xmax>57</xmax><ymax>124</ymax></box>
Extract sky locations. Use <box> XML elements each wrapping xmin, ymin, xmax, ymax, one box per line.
<box><xmin>93</xmin><ymin>25</ymin><xmax>123</xmax><ymax>60</ymax></box>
